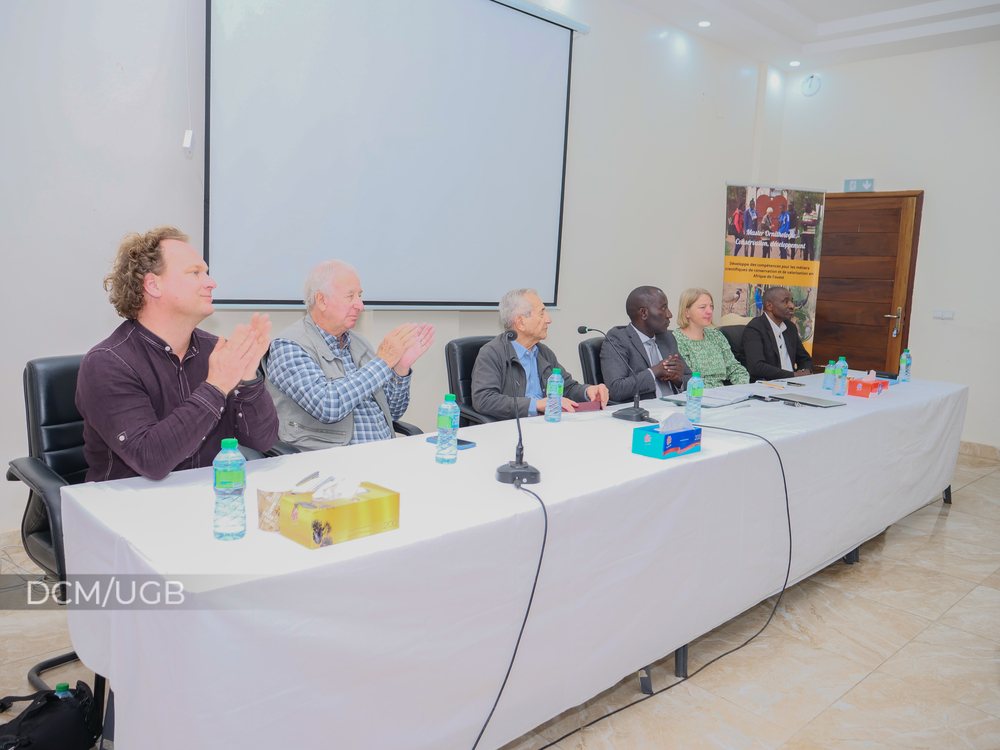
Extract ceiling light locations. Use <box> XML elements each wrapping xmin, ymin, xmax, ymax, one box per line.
<box><xmin>789</xmin><ymin>60</ymin><xmax>801</xmax><ymax>67</ymax></box>
<box><xmin>698</xmin><ymin>21</ymin><xmax>711</xmax><ymax>27</ymax></box>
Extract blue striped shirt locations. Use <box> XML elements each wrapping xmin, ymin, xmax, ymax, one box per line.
<box><xmin>267</xmin><ymin>329</ymin><xmax>411</xmax><ymax>444</ymax></box>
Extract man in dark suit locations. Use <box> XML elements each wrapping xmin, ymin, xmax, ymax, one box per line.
<box><xmin>601</xmin><ymin>286</ymin><xmax>692</xmax><ymax>403</ymax></box>
<box><xmin>742</xmin><ymin>287</ymin><xmax>814</xmax><ymax>381</ymax></box>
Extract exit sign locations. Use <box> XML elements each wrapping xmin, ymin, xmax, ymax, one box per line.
<box><xmin>844</xmin><ymin>179</ymin><xmax>874</xmax><ymax>192</ymax></box>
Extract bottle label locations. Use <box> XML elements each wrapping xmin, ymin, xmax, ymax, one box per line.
<box><xmin>215</xmin><ymin>469</ymin><xmax>245</xmax><ymax>489</ymax></box>
<box><xmin>689</xmin><ymin>386</ymin><xmax>703</xmax><ymax>398</ymax></box>
<box><xmin>437</xmin><ymin>414</ymin><xmax>454</xmax><ymax>430</ymax></box>
<box><xmin>548</xmin><ymin>383</ymin><xmax>563</xmax><ymax>396</ymax></box>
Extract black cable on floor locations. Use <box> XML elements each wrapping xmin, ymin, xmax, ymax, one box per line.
<box><xmin>537</xmin><ymin>423</ymin><xmax>794</xmax><ymax>749</ymax></box>
<box><xmin>470</xmin><ymin>479</ymin><xmax>548</xmax><ymax>750</ymax></box>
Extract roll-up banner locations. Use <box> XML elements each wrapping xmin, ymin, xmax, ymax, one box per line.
<box><xmin>723</xmin><ymin>184</ymin><xmax>826</xmax><ymax>354</ymax></box>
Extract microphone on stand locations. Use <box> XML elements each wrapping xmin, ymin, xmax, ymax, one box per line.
<box><xmin>496</xmin><ymin>330</ymin><xmax>541</xmax><ymax>485</ymax></box>
<box><xmin>578</xmin><ymin>326</ymin><xmax>656</xmax><ymax>423</ymax></box>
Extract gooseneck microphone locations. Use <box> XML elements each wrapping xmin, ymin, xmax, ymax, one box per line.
<box><xmin>578</xmin><ymin>326</ymin><xmax>655</xmax><ymax>423</ymax></box>
<box><xmin>496</xmin><ymin>330</ymin><xmax>541</xmax><ymax>485</ymax></box>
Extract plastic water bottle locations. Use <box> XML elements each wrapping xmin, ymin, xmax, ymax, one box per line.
<box><xmin>54</xmin><ymin>683</ymin><xmax>72</xmax><ymax>699</ymax></box>
<box><xmin>435</xmin><ymin>394</ymin><xmax>460</xmax><ymax>464</ymax></box>
<box><xmin>823</xmin><ymin>361</ymin><xmax>835</xmax><ymax>390</ymax></box>
<box><xmin>213</xmin><ymin>438</ymin><xmax>246</xmax><ymax>541</ymax></box>
<box><xmin>545</xmin><ymin>369</ymin><xmax>564</xmax><ymax>423</ymax></box>
<box><xmin>833</xmin><ymin>356</ymin><xmax>848</xmax><ymax>396</ymax></box>
<box><xmin>899</xmin><ymin>349</ymin><xmax>912</xmax><ymax>382</ymax></box>
<box><xmin>685</xmin><ymin>372</ymin><xmax>704</xmax><ymax>423</ymax></box>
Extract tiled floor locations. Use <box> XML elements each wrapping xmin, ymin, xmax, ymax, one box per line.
<box><xmin>498</xmin><ymin>452</ymin><xmax>1000</xmax><ymax>750</ymax></box>
<box><xmin>1</xmin><ymin>453</ymin><xmax>998</xmax><ymax>749</ymax></box>
<box><xmin>0</xmin><ymin>531</ymin><xmax>96</xmax><ymax>703</ymax></box>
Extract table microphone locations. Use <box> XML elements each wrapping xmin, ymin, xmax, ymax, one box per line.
<box><xmin>496</xmin><ymin>330</ymin><xmax>541</xmax><ymax>485</ymax></box>
<box><xmin>578</xmin><ymin>326</ymin><xmax>654</xmax><ymax>423</ymax></box>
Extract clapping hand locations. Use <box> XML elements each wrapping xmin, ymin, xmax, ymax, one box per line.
<box><xmin>241</xmin><ymin>313</ymin><xmax>272</xmax><ymax>382</ymax></box>
<box><xmin>376</xmin><ymin>324</ymin><xmax>419</xmax><ymax>369</ymax></box>
<box><xmin>394</xmin><ymin>323</ymin><xmax>435</xmax><ymax>376</ymax></box>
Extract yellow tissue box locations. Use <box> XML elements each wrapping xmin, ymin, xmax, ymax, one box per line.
<box><xmin>279</xmin><ymin>482</ymin><xmax>399</xmax><ymax>549</ymax></box>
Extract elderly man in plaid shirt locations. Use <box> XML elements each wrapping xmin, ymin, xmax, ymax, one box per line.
<box><xmin>265</xmin><ymin>261</ymin><xmax>434</xmax><ymax>450</ymax></box>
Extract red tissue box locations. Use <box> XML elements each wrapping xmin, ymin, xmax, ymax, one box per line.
<box><xmin>846</xmin><ymin>377</ymin><xmax>889</xmax><ymax>398</ymax></box>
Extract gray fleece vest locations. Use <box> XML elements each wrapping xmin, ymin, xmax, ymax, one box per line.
<box><xmin>265</xmin><ymin>316</ymin><xmax>393</xmax><ymax>450</ymax></box>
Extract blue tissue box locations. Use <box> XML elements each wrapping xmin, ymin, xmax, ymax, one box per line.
<box><xmin>631</xmin><ymin>424</ymin><xmax>702</xmax><ymax>460</ymax></box>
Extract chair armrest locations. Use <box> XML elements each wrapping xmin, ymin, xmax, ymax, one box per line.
<box><xmin>8</xmin><ymin>457</ymin><xmax>69</xmax><ymax>580</ymax></box>
<box><xmin>265</xmin><ymin>440</ymin><xmax>301</xmax><ymax>457</ymax></box>
<box><xmin>458</xmin><ymin>404</ymin><xmax>498</xmax><ymax>425</ymax></box>
<box><xmin>7</xmin><ymin>457</ymin><xmax>68</xmax><ymax>500</ymax></box>
<box><xmin>393</xmin><ymin>420</ymin><xmax>424</xmax><ymax>437</ymax></box>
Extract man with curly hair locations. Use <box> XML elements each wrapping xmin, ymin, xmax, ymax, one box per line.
<box><xmin>75</xmin><ymin>226</ymin><xmax>278</xmax><ymax>481</ymax></box>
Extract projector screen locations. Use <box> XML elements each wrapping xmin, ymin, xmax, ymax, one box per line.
<box><xmin>206</xmin><ymin>0</ymin><xmax>574</xmax><ymax>306</ymax></box>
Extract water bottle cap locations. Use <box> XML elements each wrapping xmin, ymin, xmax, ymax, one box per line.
<box><xmin>552</xmin><ymin>369</ymin><xmax>561</xmax><ymax>374</ymax></box>
<box><xmin>904</xmin><ymin>349</ymin><xmax>910</xmax><ymax>352</ymax></box>
<box><xmin>56</xmin><ymin>683</ymin><xmax>69</xmax><ymax>693</ymax></box>
<box><xmin>838</xmin><ymin>356</ymin><xmax>846</xmax><ymax>361</ymax></box>
<box><xmin>692</xmin><ymin>372</ymin><xmax>701</xmax><ymax>378</ymax></box>
<box><xmin>444</xmin><ymin>394</ymin><xmax>456</xmax><ymax>402</ymax></box>
<box><xmin>221</xmin><ymin>438</ymin><xmax>238</xmax><ymax>449</ymax></box>
<box><xmin>828</xmin><ymin>360</ymin><xmax>835</xmax><ymax>365</ymax></box>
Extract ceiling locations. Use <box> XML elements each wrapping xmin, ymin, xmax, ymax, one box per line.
<box><xmin>622</xmin><ymin>0</ymin><xmax>1000</xmax><ymax>69</ymax></box>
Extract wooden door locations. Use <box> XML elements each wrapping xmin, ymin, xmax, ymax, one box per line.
<box><xmin>814</xmin><ymin>191</ymin><xmax>923</xmax><ymax>373</ymax></box>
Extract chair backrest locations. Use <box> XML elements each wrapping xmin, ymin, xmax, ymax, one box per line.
<box><xmin>445</xmin><ymin>336</ymin><xmax>494</xmax><ymax>408</ymax></box>
<box><xmin>17</xmin><ymin>356</ymin><xmax>87</xmax><ymax>581</ymax></box>
<box><xmin>577</xmin><ymin>337</ymin><xmax>604</xmax><ymax>385</ymax></box>
<box><xmin>718</xmin><ymin>325</ymin><xmax>746</xmax><ymax>366</ymax></box>
<box><xmin>24</xmin><ymin>355</ymin><xmax>88</xmax><ymax>485</ymax></box>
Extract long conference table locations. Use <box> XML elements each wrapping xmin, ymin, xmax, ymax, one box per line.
<box><xmin>61</xmin><ymin>375</ymin><xmax>967</xmax><ymax>749</ymax></box>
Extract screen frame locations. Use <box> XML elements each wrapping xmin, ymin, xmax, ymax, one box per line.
<box><xmin>202</xmin><ymin>0</ymin><xmax>575</xmax><ymax>308</ymax></box>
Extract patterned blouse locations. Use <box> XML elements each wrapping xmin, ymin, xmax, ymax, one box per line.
<box><xmin>674</xmin><ymin>327</ymin><xmax>750</xmax><ymax>389</ymax></box>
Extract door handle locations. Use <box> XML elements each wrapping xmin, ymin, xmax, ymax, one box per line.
<box><xmin>885</xmin><ymin>306</ymin><xmax>903</xmax><ymax>337</ymax></box>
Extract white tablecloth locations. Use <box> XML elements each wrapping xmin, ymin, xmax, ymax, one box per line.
<box><xmin>61</xmin><ymin>376</ymin><xmax>967</xmax><ymax>749</ymax></box>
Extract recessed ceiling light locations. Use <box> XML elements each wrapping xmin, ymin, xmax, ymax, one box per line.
<box><xmin>698</xmin><ymin>21</ymin><xmax>711</xmax><ymax>27</ymax></box>
<box><xmin>789</xmin><ymin>60</ymin><xmax>801</xmax><ymax>67</ymax></box>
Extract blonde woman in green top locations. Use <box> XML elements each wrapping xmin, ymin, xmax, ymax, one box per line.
<box><xmin>674</xmin><ymin>288</ymin><xmax>750</xmax><ymax>389</ymax></box>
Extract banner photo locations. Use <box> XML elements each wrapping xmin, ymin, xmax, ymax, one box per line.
<box><xmin>723</xmin><ymin>184</ymin><xmax>826</xmax><ymax>354</ymax></box>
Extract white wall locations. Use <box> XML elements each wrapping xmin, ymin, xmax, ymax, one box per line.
<box><xmin>0</xmin><ymin>0</ymin><xmax>777</xmax><ymax>530</ymax></box>
<box><xmin>778</xmin><ymin>40</ymin><xmax>1000</xmax><ymax>450</ymax></box>
<box><xmin>0</xmin><ymin>0</ymin><xmax>210</xmax><ymax>531</ymax></box>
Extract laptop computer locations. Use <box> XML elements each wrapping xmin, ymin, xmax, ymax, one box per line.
<box><xmin>773</xmin><ymin>393</ymin><xmax>845</xmax><ymax>408</ymax></box>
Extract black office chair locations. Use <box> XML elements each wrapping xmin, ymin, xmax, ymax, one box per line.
<box><xmin>577</xmin><ymin>337</ymin><xmax>604</xmax><ymax>386</ymax></box>
<box><xmin>5</xmin><ymin>355</ymin><xmax>108</xmax><ymax>718</ymax></box>
<box><xmin>577</xmin><ymin>337</ymin><xmax>623</xmax><ymax>405</ymax></box>
<box><xmin>718</xmin><ymin>325</ymin><xmax>746</xmax><ymax>366</ymax></box>
<box><xmin>258</xmin><ymin>349</ymin><xmax>421</xmax><ymax>438</ymax></box>
<box><xmin>445</xmin><ymin>336</ymin><xmax>497</xmax><ymax>427</ymax></box>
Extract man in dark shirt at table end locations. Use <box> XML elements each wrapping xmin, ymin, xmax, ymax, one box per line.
<box><xmin>76</xmin><ymin>226</ymin><xmax>278</xmax><ymax>482</ymax></box>
<box><xmin>742</xmin><ymin>286</ymin><xmax>814</xmax><ymax>382</ymax></box>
